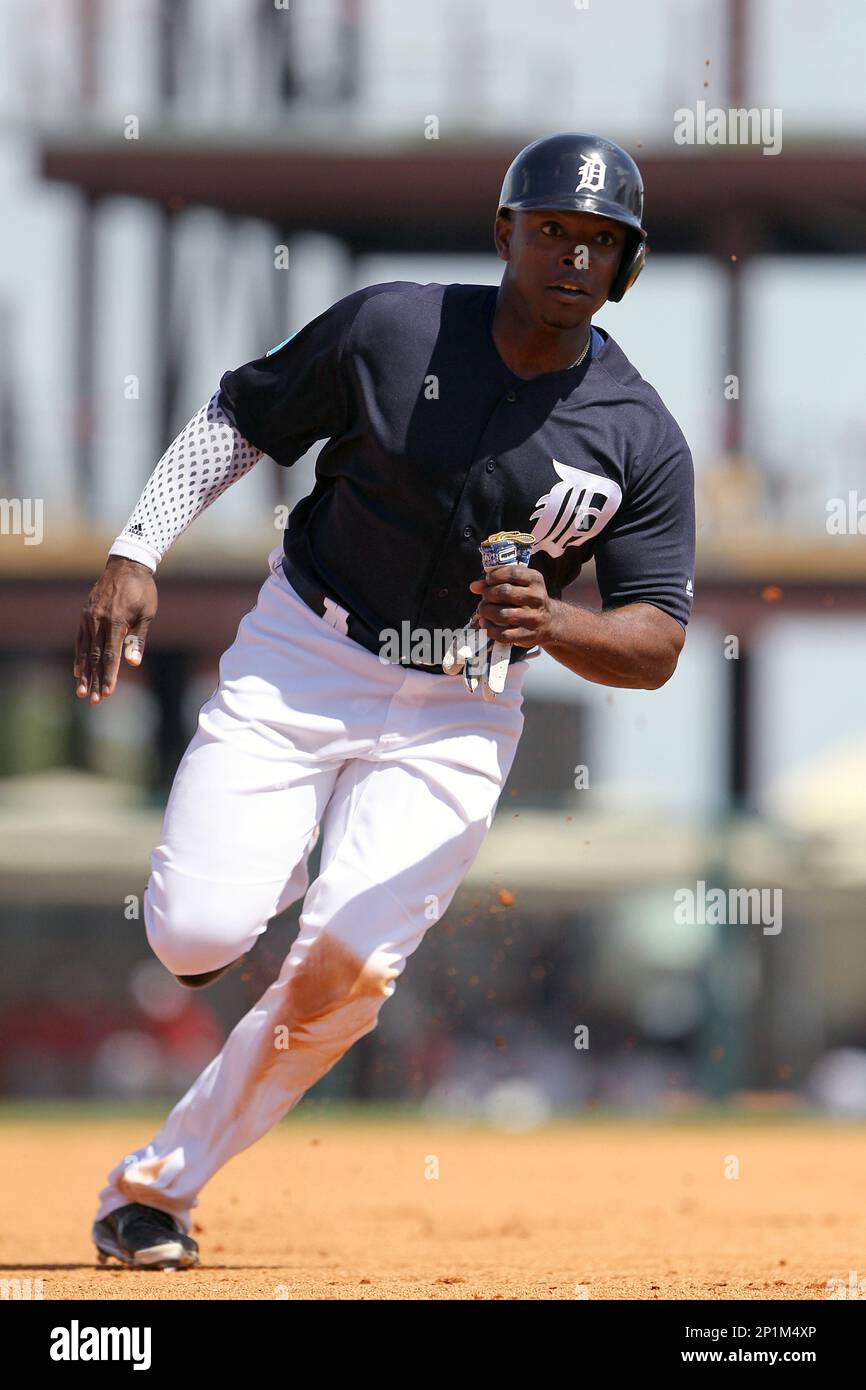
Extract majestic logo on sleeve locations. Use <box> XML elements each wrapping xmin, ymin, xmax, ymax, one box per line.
<box><xmin>529</xmin><ymin>460</ymin><xmax>622</xmax><ymax>557</ymax></box>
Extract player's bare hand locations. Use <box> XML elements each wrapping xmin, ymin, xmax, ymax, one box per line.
<box><xmin>469</xmin><ymin>564</ymin><xmax>553</xmax><ymax>646</ymax></box>
<box><xmin>73</xmin><ymin>556</ymin><xmax>157</xmax><ymax>705</ymax></box>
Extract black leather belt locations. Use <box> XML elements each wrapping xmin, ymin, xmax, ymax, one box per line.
<box><xmin>280</xmin><ymin>553</ymin><xmax>531</xmax><ymax>676</ymax></box>
<box><xmin>280</xmin><ymin>555</ymin><xmax>445</xmax><ymax>675</ymax></box>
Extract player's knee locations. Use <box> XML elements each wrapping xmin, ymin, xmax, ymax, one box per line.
<box><xmin>288</xmin><ymin>937</ymin><xmax>397</xmax><ymax>1029</ymax></box>
<box><xmin>143</xmin><ymin>870</ymin><xmax>264</xmax><ymax>978</ymax></box>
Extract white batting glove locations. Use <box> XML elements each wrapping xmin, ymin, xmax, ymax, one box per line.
<box><xmin>463</xmin><ymin>627</ymin><xmax>489</xmax><ymax>693</ymax></box>
<box><xmin>442</xmin><ymin>625</ymin><xmax>478</xmax><ymax>677</ymax></box>
<box><xmin>441</xmin><ymin>625</ymin><xmax>502</xmax><ymax>700</ymax></box>
<box><xmin>482</xmin><ymin>637</ymin><xmax>511</xmax><ymax>700</ymax></box>
<box><xmin>442</xmin><ymin>624</ymin><xmax>489</xmax><ymax>693</ymax></box>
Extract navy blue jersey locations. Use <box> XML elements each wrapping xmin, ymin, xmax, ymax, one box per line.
<box><xmin>218</xmin><ymin>281</ymin><xmax>695</xmax><ymax>647</ymax></box>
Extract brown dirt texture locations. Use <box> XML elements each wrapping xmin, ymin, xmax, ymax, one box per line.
<box><xmin>0</xmin><ymin>1110</ymin><xmax>862</xmax><ymax>1300</ymax></box>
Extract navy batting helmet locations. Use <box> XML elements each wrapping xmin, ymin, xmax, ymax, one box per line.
<box><xmin>496</xmin><ymin>133</ymin><xmax>647</xmax><ymax>302</ymax></box>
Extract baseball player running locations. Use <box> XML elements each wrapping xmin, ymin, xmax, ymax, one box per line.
<box><xmin>75</xmin><ymin>133</ymin><xmax>695</xmax><ymax>1270</ymax></box>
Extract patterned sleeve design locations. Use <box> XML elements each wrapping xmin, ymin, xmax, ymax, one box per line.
<box><xmin>108</xmin><ymin>390</ymin><xmax>264</xmax><ymax>571</ymax></box>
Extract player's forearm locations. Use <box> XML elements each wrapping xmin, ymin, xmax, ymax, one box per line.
<box><xmin>540</xmin><ymin>598</ymin><xmax>683</xmax><ymax>689</ymax></box>
<box><xmin>108</xmin><ymin>391</ymin><xmax>264</xmax><ymax>571</ymax></box>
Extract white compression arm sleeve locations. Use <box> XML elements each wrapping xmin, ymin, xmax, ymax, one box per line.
<box><xmin>108</xmin><ymin>390</ymin><xmax>264</xmax><ymax>572</ymax></box>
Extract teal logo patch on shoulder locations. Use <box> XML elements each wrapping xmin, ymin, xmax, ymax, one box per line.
<box><xmin>265</xmin><ymin>334</ymin><xmax>296</xmax><ymax>358</ymax></box>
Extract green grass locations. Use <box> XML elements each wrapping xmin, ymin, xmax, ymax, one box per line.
<box><xmin>0</xmin><ymin>1097</ymin><xmax>861</xmax><ymax>1129</ymax></box>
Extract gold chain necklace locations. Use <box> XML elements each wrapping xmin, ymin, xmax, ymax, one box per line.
<box><xmin>568</xmin><ymin>329</ymin><xmax>592</xmax><ymax>370</ymax></box>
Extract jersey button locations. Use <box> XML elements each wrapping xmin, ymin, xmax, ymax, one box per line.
<box><xmin>486</xmin><ymin>459</ymin><xmax>496</xmax><ymax>472</ymax></box>
<box><xmin>437</xmin><ymin>587</ymin><xmax>449</xmax><ymax>598</ymax></box>
<box><xmin>505</xmin><ymin>390</ymin><xmax>517</xmax><ymax>402</ymax></box>
<box><xmin>462</xmin><ymin>526</ymin><xmax>473</xmax><ymax>539</ymax></box>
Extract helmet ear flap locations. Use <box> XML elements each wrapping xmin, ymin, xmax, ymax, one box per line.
<box><xmin>607</xmin><ymin>238</ymin><xmax>646</xmax><ymax>303</ymax></box>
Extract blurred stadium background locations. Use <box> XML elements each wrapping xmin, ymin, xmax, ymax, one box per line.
<box><xmin>1</xmin><ymin>0</ymin><xmax>865</xmax><ymax>1125</ymax></box>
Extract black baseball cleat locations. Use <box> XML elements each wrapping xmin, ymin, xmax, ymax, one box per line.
<box><xmin>92</xmin><ymin>1203</ymin><xmax>200</xmax><ymax>1270</ymax></box>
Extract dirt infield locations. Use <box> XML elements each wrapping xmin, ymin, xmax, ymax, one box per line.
<box><xmin>1</xmin><ymin>1107</ymin><xmax>863</xmax><ymax>1300</ymax></box>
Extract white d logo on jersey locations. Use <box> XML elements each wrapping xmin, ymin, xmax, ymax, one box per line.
<box><xmin>530</xmin><ymin>459</ymin><xmax>622</xmax><ymax>557</ymax></box>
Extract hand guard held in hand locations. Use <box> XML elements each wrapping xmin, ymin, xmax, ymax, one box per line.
<box><xmin>442</xmin><ymin>531</ymin><xmax>534</xmax><ymax>700</ymax></box>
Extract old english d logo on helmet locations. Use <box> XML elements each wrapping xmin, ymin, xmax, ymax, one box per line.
<box><xmin>496</xmin><ymin>132</ymin><xmax>648</xmax><ymax>302</ymax></box>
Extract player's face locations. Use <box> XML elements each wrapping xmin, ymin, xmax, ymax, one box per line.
<box><xmin>495</xmin><ymin>210</ymin><xmax>628</xmax><ymax>327</ymax></box>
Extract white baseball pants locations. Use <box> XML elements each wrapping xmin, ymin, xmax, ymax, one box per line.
<box><xmin>96</xmin><ymin>547</ymin><xmax>527</xmax><ymax>1231</ymax></box>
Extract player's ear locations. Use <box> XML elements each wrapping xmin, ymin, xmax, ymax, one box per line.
<box><xmin>494</xmin><ymin>209</ymin><xmax>512</xmax><ymax>261</ymax></box>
